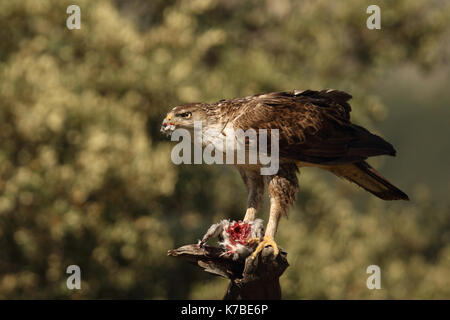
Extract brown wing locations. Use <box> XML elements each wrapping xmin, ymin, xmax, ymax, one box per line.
<box><xmin>230</xmin><ymin>89</ymin><xmax>396</xmax><ymax>165</ymax></box>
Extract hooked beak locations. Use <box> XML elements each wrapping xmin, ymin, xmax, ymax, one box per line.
<box><xmin>160</xmin><ymin>116</ymin><xmax>175</xmax><ymax>137</ymax></box>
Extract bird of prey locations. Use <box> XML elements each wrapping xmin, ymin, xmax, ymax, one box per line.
<box><xmin>161</xmin><ymin>89</ymin><xmax>409</xmax><ymax>258</ymax></box>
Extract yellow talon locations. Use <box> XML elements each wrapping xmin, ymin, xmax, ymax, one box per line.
<box><xmin>250</xmin><ymin>235</ymin><xmax>279</xmax><ymax>259</ymax></box>
<box><xmin>247</xmin><ymin>238</ymin><xmax>261</xmax><ymax>246</ymax></box>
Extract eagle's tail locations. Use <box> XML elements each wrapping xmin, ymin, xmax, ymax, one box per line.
<box><xmin>327</xmin><ymin>161</ymin><xmax>409</xmax><ymax>200</ymax></box>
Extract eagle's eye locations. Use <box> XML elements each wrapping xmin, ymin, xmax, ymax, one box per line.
<box><xmin>178</xmin><ymin>112</ymin><xmax>192</xmax><ymax>119</ymax></box>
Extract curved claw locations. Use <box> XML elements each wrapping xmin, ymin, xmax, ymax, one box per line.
<box><xmin>250</xmin><ymin>235</ymin><xmax>279</xmax><ymax>259</ymax></box>
<box><xmin>247</xmin><ymin>237</ymin><xmax>261</xmax><ymax>246</ymax></box>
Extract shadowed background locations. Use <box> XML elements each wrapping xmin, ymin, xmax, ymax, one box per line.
<box><xmin>0</xmin><ymin>0</ymin><xmax>449</xmax><ymax>299</ymax></box>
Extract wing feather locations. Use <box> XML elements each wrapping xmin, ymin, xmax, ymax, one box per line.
<box><xmin>229</xmin><ymin>89</ymin><xmax>395</xmax><ymax>165</ymax></box>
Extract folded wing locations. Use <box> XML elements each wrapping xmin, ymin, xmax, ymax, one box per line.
<box><xmin>232</xmin><ymin>89</ymin><xmax>396</xmax><ymax>165</ymax></box>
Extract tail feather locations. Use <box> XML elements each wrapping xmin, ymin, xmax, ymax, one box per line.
<box><xmin>348</xmin><ymin>124</ymin><xmax>397</xmax><ymax>158</ymax></box>
<box><xmin>328</xmin><ymin>161</ymin><xmax>409</xmax><ymax>201</ymax></box>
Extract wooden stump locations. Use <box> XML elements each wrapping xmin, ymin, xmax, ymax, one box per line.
<box><xmin>168</xmin><ymin>244</ymin><xmax>289</xmax><ymax>300</ymax></box>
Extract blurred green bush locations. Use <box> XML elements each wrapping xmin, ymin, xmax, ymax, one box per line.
<box><xmin>0</xmin><ymin>0</ymin><xmax>449</xmax><ymax>299</ymax></box>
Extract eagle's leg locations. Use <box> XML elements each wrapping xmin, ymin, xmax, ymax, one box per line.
<box><xmin>251</xmin><ymin>164</ymin><xmax>299</xmax><ymax>258</ymax></box>
<box><xmin>237</xmin><ymin>167</ymin><xmax>265</xmax><ymax>222</ymax></box>
<box><xmin>250</xmin><ymin>200</ymin><xmax>282</xmax><ymax>258</ymax></box>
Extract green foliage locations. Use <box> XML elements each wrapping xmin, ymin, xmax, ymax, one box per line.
<box><xmin>0</xmin><ymin>0</ymin><xmax>449</xmax><ymax>299</ymax></box>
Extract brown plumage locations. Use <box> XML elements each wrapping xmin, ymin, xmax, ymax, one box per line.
<box><xmin>161</xmin><ymin>89</ymin><xmax>409</xmax><ymax>256</ymax></box>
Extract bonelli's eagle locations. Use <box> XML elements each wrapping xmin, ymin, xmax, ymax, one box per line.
<box><xmin>161</xmin><ymin>89</ymin><xmax>409</xmax><ymax>257</ymax></box>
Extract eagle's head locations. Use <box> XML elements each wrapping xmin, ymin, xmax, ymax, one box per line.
<box><xmin>160</xmin><ymin>103</ymin><xmax>208</xmax><ymax>137</ymax></box>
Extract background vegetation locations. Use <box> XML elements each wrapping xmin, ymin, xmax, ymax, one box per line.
<box><xmin>0</xmin><ymin>0</ymin><xmax>449</xmax><ymax>299</ymax></box>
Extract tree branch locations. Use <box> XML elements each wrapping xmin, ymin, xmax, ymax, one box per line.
<box><xmin>168</xmin><ymin>244</ymin><xmax>289</xmax><ymax>300</ymax></box>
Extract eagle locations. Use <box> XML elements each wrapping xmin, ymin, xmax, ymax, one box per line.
<box><xmin>161</xmin><ymin>89</ymin><xmax>409</xmax><ymax>258</ymax></box>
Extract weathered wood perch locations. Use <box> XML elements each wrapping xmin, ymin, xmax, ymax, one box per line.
<box><xmin>168</xmin><ymin>244</ymin><xmax>289</xmax><ymax>300</ymax></box>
